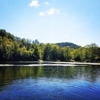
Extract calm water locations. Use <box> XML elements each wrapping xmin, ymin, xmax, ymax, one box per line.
<box><xmin>0</xmin><ymin>64</ymin><xmax>100</xmax><ymax>100</ymax></box>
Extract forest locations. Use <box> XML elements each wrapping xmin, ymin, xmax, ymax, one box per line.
<box><xmin>0</xmin><ymin>29</ymin><xmax>100</xmax><ymax>62</ymax></box>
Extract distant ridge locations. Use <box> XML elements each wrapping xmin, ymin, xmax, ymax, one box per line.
<box><xmin>56</xmin><ymin>42</ymin><xmax>80</xmax><ymax>48</ymax></box>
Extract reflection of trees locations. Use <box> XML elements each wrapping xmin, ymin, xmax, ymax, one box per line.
<box><xmin>84</xmin><ymin>65</ymin><xmax>100</xmax><ymax>82</ymax></box>
<box><xmin>0</xmin><ymin>66</ymin><xmax>44</xmax><ymax>86</ymax></box>
<box><xmin>0</xmin><ymin>65</ymin><xmax>100</xmax><ymax>86</ymax></box>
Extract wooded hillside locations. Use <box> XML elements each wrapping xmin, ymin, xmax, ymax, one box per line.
<box><xmin>0</xmin><ymin>29</ymin><xmax>100</xmax><ymax>62</ymax></box>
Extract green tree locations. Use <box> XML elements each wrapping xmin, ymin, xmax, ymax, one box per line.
<box><xmin>64</xmin><ymin>47</ymin><xmax>72</xmax><ymax>61</ymax></box>
<box><xmin>43</xmin><ymin>44</ymin><xmax>52</xmax><ymax>61</ymax></box>
<box><xmin>2</xmin><ymin>37</ymin><xmax>13</xmax><ymax>60</ymax></box>
<box><xmin>33</xmin><ymin>45</ymin><xmax>40</xmax><ymax>60</ymax></box>
<box><xmin>51</xmin><ymin>44</ymin><xmax>59</xmax><ymax>61</ymax></box>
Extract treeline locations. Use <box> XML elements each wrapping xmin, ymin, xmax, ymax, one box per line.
<box><xmin>0</xmin><ymin>29</ymin><xmax>100</xmax><ymax>62</ymax></box>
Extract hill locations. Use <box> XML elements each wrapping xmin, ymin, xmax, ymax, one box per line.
<box><xmin>56</xmin><ymin>42</ymin><xmax>80</xmax><ymax>48</ymax></box>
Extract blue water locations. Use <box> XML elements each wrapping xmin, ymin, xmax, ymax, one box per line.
<box><xmin>0</xmin><ymin>65</ymin><xmax>100</xmax><ymax>100</ymax></box>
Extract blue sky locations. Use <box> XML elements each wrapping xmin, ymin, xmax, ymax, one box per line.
<box><xmin>0</xmin><ymin>0</ymin><xmax>100</xmax><ymax>46</ymax></box>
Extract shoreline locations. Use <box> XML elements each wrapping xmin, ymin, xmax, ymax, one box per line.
<box><xmin>0</xmin><ymin>61</ymin><xmax>100</xmax><ymax>66</ymax></box>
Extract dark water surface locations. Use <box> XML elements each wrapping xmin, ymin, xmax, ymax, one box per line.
<box><xmin>0</xmin><ymin>65</ymin><xmax>100</xmax><ymax>100</ymax></box>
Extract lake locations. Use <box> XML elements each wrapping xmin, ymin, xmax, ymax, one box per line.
<box><xmin>0</xmin><ymin>63</ymin><xmax>100</xmax><ymax>100</ymax></box>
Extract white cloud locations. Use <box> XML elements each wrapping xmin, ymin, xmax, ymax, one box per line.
<box><xmin>44</xmin><ymin>2</ymin><xmax>49</xmax><ymax>5</ymax></box>
<box><xmin>39</xmin><ymin>12</ymin><xmax>45</xmax><ymax>16</ymax></box>
<box><xmin>39</xmin><ymin>8</ymin><xmax>60</xmax><ymax>16</ymax></box>
<box><xmin>47</xmin><ymin>8</ymin><xmax>60</xmax><ymax>15</ymax></box>
<box><xmin>29</xmin><ymin>0</ymin><xmax>39</xmax><ymax>7</ymax></box>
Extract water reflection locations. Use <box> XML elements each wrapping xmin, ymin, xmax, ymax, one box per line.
<box><xmin>0</xmin><ymin>65</ymin><xmax>100</xmax><ymax>100</ymax></box>
<box><xmin>0</xmin><ymin>65</ymin><xmax>100</xmax><ymax>86</ymax></box>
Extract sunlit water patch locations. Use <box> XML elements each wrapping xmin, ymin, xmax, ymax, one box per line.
<box><xmin>0</xmin><ymin>65</ymin><xmax>100</xmax><ymax>100</ymax></box>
